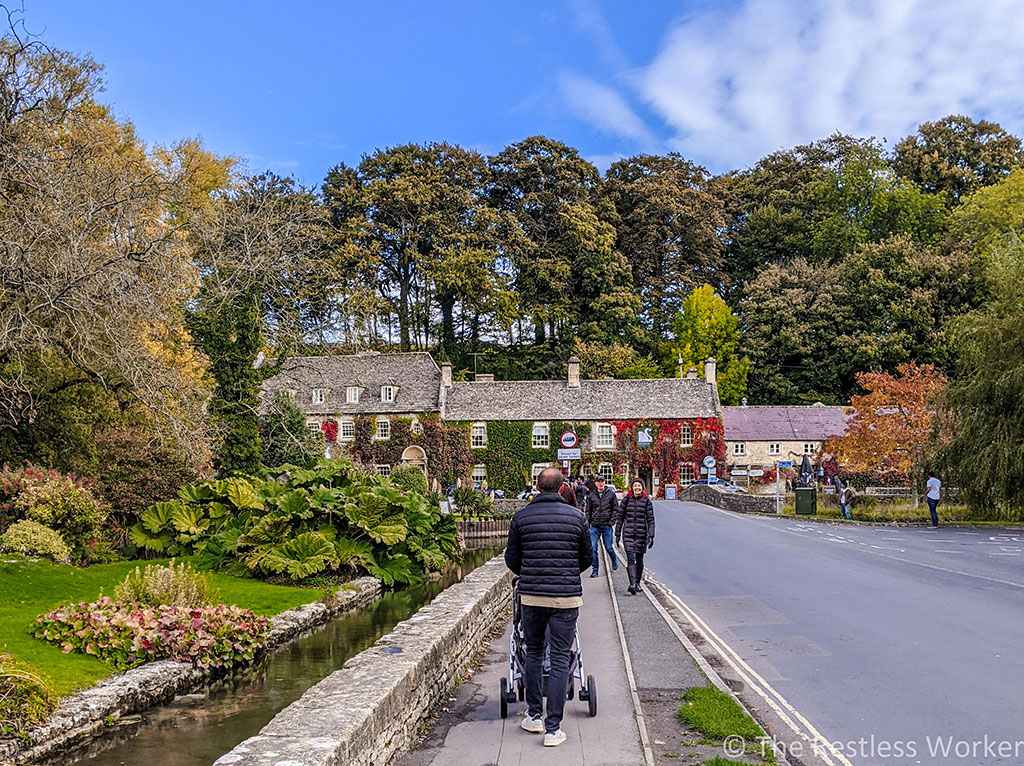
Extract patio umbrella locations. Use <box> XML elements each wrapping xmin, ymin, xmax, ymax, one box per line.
<box><xmin>799</xmin><ymin>454</ymin><xmax>815</xmax><ymax>487</ymax></box>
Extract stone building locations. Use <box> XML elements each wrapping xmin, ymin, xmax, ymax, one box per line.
<box><xmin>262</xmin><ymin>352</ymin><xmax>725</xmax><ymax>497</ymax></box>
<box><xmin>722</xmin><ymin>403</ymin><xmax>851</xmax><ymax>473</ymax></box>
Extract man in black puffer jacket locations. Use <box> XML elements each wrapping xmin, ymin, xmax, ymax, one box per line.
<box><xmin>505</xmin><ymin>467</ymin><xmax>593</xmax><ymax>747</ymax></box>
<box><xmin>584</xmin><ymin>476</ymin><xmax>620</xmax><ymax>577</ymax></box>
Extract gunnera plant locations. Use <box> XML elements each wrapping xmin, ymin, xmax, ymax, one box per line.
<box><xmin>113</xmin><ymin>559</ymin><xmax>217</xmax><ymax>608</ymax></box>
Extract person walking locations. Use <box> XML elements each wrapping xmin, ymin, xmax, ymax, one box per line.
<box><xmin>573</xmin><ymin>476</ymin><xmax>588</xmax><ymax>508</ymax></box>
<box><xmin>839</xmin><ymin>482</ymin><xmax>854</xmax><ymax>520</ymax></box>
<box><xmin>504</xmin><ymin>467</ymin><xmax>593</xmax><ymax>747</ymax></box>
<box><xmin>559</xmin><ymin>477</ymin><xmax>578</xmax><ymax>507</ymax></box>
<box><xmin>585</xmin><ymin>476</ymin><xmax>619</xmax><ymax>577</ymax></box>
<box><xmin>926</xmin><ymin>471</ymin><xmax>941</xmax><ymax>527</ymax></box>
<box><xmin>615</xmin><ymin>478</ymin><xmax>655</xmax><ymax>595</ymax></box>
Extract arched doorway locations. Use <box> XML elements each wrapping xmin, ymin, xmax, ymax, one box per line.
<box><xmin>401</xmin><ymin>445</ymin><xmax>428</xmax><ymax>479</ymax></box>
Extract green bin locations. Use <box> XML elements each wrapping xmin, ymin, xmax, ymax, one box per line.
<box><xmin>794</xmin><ymin>487</ymin><xmax>817</xmax><ymax>515</ymax></box>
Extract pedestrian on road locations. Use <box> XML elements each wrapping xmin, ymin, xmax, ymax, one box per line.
<box><xmin>585</xmin><ymin>476</ymin><xmax>619</xmax><ymax>577</ymax></box>
<box><xmin>615</xmin><ymin>478</ymin><xmax>655</xmax><ymax>595</ymax></box>
<box><xmin>504</xmin><ymin>467</ymin><xmax>593</xmax><ymax>748</ymax></box>
<box><xmin>839</xmin><ymin>482</ymin><xmax>854</xmax><ymax>520</ymax></box>
<box><xmin>573</xmin><ymin>476</ymin><xmax>588</xmax><ymax>508</ymax></box>
<box><xmin>926</xmin><ymin>471</ymin><xmax>941</xmax><ymax>527</ymax></box>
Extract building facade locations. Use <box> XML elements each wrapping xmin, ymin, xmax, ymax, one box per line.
<box><xmin>722</xmin><ymin>403</ymin><xmax>851</xmax><ymax>476</ymax></box>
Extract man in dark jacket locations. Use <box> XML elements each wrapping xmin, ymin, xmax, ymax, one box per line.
<box><xmin>584</xmin><ymin>476</ymin><xmax>619</xmax><ymax>577</ymax></box>
<box><xmin>505</xmin><ymin>467</ymin><xmax>592</xmax><ymax>747</ymax></box>
<box><xmin>573</xmin><ymin>476</ymin><xmax>588</xmax><ymax>508</ymax></box>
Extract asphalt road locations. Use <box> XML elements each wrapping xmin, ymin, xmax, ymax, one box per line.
<box><xmin>646</xmin><ymin>501</ymin><xmax>1024</xmax><ymax>766</ymax></box>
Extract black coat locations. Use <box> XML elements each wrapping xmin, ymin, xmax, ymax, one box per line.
<box><xmin>505</xmin><ymin>492</ymin><xmax>593</xmax><ymax>598</ymax></box>
<box><xmin>585</xmin><ymin>488</ymin><xmax>617</xmax><ymax>527</ymax></box>
<box><xmin>616</xmin><ymin>493</ymin><xmax>655</xmax><ymax>552</ymax></box>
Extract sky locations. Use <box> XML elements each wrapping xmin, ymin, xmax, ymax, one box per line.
<box><xmin>28</xmin><ymin>0</ymin><xmax>1024</xmax><ymax>185</ymax></box>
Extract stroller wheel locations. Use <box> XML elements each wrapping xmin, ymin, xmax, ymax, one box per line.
<box><xmin>587</xmin><ymin>675</ymin><xmax>598</xmax><ymax>717</ymax></box>
<box><xmin>500</xmin><ymin>678</ymin><xmax>509</xmax><ymax>719</ymax></box>
<box><xmin>517</xmin><ymin>680</ymin><xmax>525</xmax><ymax>701</ymax></box>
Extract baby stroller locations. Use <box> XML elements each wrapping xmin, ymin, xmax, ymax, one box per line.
<box><xmin>499</xmin><ymin>576</ymin><xmax>597</xmax><ymax>719</ymax></box>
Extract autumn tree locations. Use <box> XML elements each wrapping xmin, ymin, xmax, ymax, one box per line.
<box><xmin>827</xmin><ymin>364</ymin><xmax>947</xmax><ymax>475</ymax></box>
<box><xmin>671</xmin><ymin>285</ymin><xmax>749</xmax><ymax>404</ymax></box>
<box><xmin>571</xmin><ymin>339</ymin><xmax>661</xmax><ymax>380</ymax></box>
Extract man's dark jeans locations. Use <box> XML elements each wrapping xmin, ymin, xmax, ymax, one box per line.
<box><xmin>927</xmin><ymin>497</ymin><xmax>939</xmax><ymax>526</ymax></box>
<box><xmin>590</xmin><ymin>525</ymin><xmax>617</xmax><ymax>571</ymax></box>
<box><xmin>522</xmin><ymin>604</ymin><xmax>578</xmax><ymax>734</ymax></box>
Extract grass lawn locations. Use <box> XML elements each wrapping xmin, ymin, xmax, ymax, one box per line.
<box><xmin>678</xmin><ymin>686</ymin><xmax>774</xmax><ymax>764</ymax></box>
<box><xmin>0</xmin><ymin>556</ymin><xmax>319</xmax><ymax>698</ymax></box>
<box><xmin>781</xmin><ymin>503</ymin><xmax>1019</xmax><ymax>525</ymax></box>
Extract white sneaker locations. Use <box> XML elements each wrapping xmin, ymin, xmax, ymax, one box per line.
<box><xmin>543</xmin><ymin>730</ymin><xmax>567</xmax><ymax>747</ymax></box>
<box><xmin>520</xmin><ymin>714</ymin><xmax>544</xmax><ymax>733</ymax></box>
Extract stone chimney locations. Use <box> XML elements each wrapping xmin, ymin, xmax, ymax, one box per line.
<box><xmin>567</xmin><ymin>356</ymin><xmax>581</xmax><ymax>389</ymax></box>
<box><xmin>686</xmin><ymin>366</ymin><xmax>698</xmax><ymax>380</ymax></box>
<box><xmin>441</xmin><ymin>361</ymin><xmax>452</xmax><ymax>389</ymax></box>
<box><xmin>476</xmin><ymin>373</ymin><xmax>495</xmax><ymax>383</ymax></box>
<box><xmin>704</xmin><ymin>357</ymin><xmax>717</xmax><ymax>386</ymax></box>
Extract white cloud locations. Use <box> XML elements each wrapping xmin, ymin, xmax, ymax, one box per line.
<box><xmin>640</xmin><ymin>0</ymin><xmax>1024</xmax><ymax>171</ymax></box>
<box><xmin>558</xmin><ymin>71</ymin><xmax>656</xmax><ymax>146</ymax></box>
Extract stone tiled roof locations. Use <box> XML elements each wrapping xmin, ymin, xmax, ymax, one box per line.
<box><xmin>443</xmin><ymin>378</ymin><xmax>718</xmax><ymax>421</ymax></box>
<box><xmin>722</xmin><ymin>405</ymin><xmax>851</xmax><ymax>441</ymax></box>
<box><xmin>261</xmin><ymin>352</ymin><xmax>441</xmax><ymax>415</ymax></box>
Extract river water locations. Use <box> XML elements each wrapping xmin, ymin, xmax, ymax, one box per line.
<box><xmin>47</xmin><ymin>546</ymin><xmax>501</xmax><ymax>766</ymax></box>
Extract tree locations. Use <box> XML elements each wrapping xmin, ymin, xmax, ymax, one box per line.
<box><xmin>828</xmin><ymin>364</ymin><xmax>947</xmax><ymax>475</ymax></box>
<box><xmin>892</xmin><ymin>115</ymin><xmax>1024</xmax><ymax>203</ymax></box>
<box><xmin>671</xmin><ymin>285</ymin><xmax>749</xmax><ymax>404</ymax></box>
<box><xmin>603</xmin><ymin>154</ymin><xmax>725</xmax><ymax>347</ymax></box>
<box><xmin>259</xmin><ymin>391</ymin><xmax>324</xmax><ymax>468</ymax></box>
<box><xmin>956</xmin><ymin>167</ymin><xmax>1024</xmax><ymax>255</ymax></box>
<box><xmin>938</xmin><ymin>237</ymin><xmax>1024</xmax><ymax>516</ymax></box>
<box><xmin>571</xmin><ymin>339</ymin><xmax>661</xmax><ymax>380</ymax></box>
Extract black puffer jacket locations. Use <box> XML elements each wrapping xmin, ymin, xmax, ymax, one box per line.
<box><xmin>615</xmin><ymin>486</ymin><xmax>655</xmax><ymax>553</ymax></box>
<box><xmin>505</xmin><ymin>492</ymin><xmax>593</xmax><ymax>598</ymax></box>
<box><xmin>586</xmin><ymin>488</ymin><xmax>618</xmax><ymax>527</ymax></box>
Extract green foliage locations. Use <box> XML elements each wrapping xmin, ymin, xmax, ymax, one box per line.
<box><xmin>259</xmin><ymin>390</ymin><xmax>324</xmax><ymax>469</ymax></box>
<box><xmin>0</xmin><ymin>653</ymin><xmax>53</xmax><ymax>740</ymax></box>
<box><xmin>32</xmin><ymin>597</ymin><xmax>269</xmax><ymax>671</ymax></box>
<box><xmin>571</xmin><ymin>339</ymin><xmax>662</xmax><ymax>380</ymax></box>
<box><xmin>129</xmin><ymin>459</ymin><xmax>460</xmax><ymax>585</ymax></box>
<box><xmin>113</xmin><ymin>559</ymin><xmax>216</xmax><ymax>608</ymax></box>
<box><xmin>0</xmin><ymin>521</ymin><xmax>71</xmax><ymax>564</ymax></box>
<box><xmin>458</xmin><ymin>420</ymin><xmax>590</xmax><ymax>493</ymax></box>
<box><xmin>450</xmin><ymin>487</ymin><xmax>493</xmax><ymax>519</ymax></box>
<box><xmin>677</xmin><ymin>686</ymin><xmax>765</xmax><ymax>740</ymax></box>
<box><xmin>957</xmin><ymin>167</ymin><xmax>1024</xmax><ymax>255</ymax></box>
<box><xmin>14</xmin><ymin>474</ymin><xmax>106</xmax><ymax>563</ymax></box>
<box><xmin>390</xmin><ymin>465</ymin><xmax>428</xmax><ymax>496</ymax></box>
<box><xmin>672</xmin><ymin>285</ymin><xmax>749</xmax><ymax>404</ymax></box>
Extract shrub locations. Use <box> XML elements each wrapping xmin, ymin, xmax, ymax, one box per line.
<box><xmin>0</xmin><ymin>521</ymin><xmax>71</xmax><ymax>563</ymax></box>
<box><xmin>13</xmin><ymin>473</ymin><xmax>106</xmax><ymax>561</ymax></box>
<box><xmin>391</xmin><ymin>465</ymin><xmax>428</xmax><ymax>496</ymax></box>
<box><xmin>33</xmin><ymin>597</ymin><xmax>269</xmax><ymax>671</ymax></box>
<box><xmin>0</xmin><ymin>654</ymin><xmax>53</xmax><ymax>739</ymax></box>
<box><xmin>451</xmin><ymin>487</ymin><xmax>493</xmax><ymax>519</ymax></box>
<box><xmin>113</xmin><ymin>559</ymin><xmax>216</xmax><ymax>607</ymax></box>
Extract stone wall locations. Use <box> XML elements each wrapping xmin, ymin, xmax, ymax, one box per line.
<box><xmin>492</xmin><ymin>498</ymin><xmax>526</xmax><ymax>515</ymax></box>
<box><xmin>457</xmin><ymin>518</ymin><xmax>511</xmax><ymax>543</ymax></box>
<box><xmin>679</xmin><ymin>484</ymin><xmax>776</xmax><ymax>514</ymax></box>
<box><xmin>215</xmin><ymin>555</ymin><xmax>513</xmax><ymax>766</ymax></box>
<box><xmin>1</xmin><ymin>578</ymin><xmax>382</xmax><ymax>765</ymax></box>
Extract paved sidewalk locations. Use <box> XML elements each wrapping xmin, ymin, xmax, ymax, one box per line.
<box><xmin>400</xmin><ymin>563</ymin><xmax>644</xmax><ymax>765</ymax></box>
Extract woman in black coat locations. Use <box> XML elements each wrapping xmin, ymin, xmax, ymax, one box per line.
<box><xmin>614</xmin><ymin>478</ymin><xmax>655</xmax><ymax>595</ymax></box>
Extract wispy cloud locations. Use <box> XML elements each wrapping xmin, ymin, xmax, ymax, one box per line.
<box><xmin>640</xmin><ymin>0</ymin><xmax>1024</xmax><ymax>171</ymax></box>
<box><xmin>558</xmin><ymin>71</ymin><xmax>656</xmax><ymax>147</ymax></box>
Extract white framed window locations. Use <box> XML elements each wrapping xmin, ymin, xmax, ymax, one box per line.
<box><xmin>595</xmin><ymin>423</ymin><xmax>614</xmax><ymax>449</ymax></box>
<box><xmin>769</xmin><ymin>443</ymin><xmax>781</xmax><ymax>456</ymax></box>
<box><xmin>598</xmin><ymin>463</ymin><xmax>614</xmax><ymax>482</ymax></box>
<box><xmin>733</xmin><ymin>443</ymin><xmax>746</xmax><ymax>456</ymax></box>
<box><xmin>339</xmin><ymin>420</ymin><xmax>355</xmax><ymax>441</ymax></box>
<box><xmin>472</xmin><ymin>464</ymin><xmax>487</xmax><ymax>483</ymax></box>
<box><xmin>311</xmin><ymin>389</ymin><xmax>325</xmax><ymax>405</ymax></box>
<box><xmin>346</xmin><ymin>386</ymin><xmax>360</xmax><ymax>404</ymax></box>
<box><xmin>531</xmin><ymin>462</ymin><xmax>555</xmax><ymax>482</ymax></box>
<box><xmin>376</xmin><ymin>418</ymin><xmax>391</xmax><ymax>440</ymax></box>
<box><xmin>376</xmin><ymin>464</ymin><xmax>391</xmax><ymax>477</ymax></box>
<box><xmin>307</xmin><ymin>421</ymin><xmax>321</xmax><ymax>436</ymax></box>
<box><xmin>532</xmin><ymin>422</ymin><xmax>549</xmax><ymax>449</ymax></box>
<box><xmin>803</xmin><ymin>443</ymin><xmax>817</xmax><ymax>454</ymax></box>
<box><xmin>380</xmin><ymin>385</ymin><xmax>395</xmax><ymax>403</ymax></box>
<box><xmin>411</xmin><ymin>417</ymin><xmax>422</xmax><ymax>435</ymax></box>
<box><xmin>679</xmin><ymin>464</ymin><xmax>695</xmax><ymax>485</ymax></box>
<box><xmin>680</xmin><ymin>425</ymin><xmax>693</xmax><ymax>447</ymax></box>
<box><xmin>471</xmin><ymin>422</ymin><xmax>487</xmax><ymax>449</ymax></box>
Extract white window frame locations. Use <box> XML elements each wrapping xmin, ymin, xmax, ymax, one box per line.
<box><xmin>470</xmin><ymin>422</ymin><xmax>488</xmax><ymax>449</ymax></box>
<box><xmin>376</xmin><ymin>464</ymin><xmax>391</xmax><ymax>477</ymax></box>
<box><xmin>307</xmin><ymin>421</ymin><xmax>322</xmax><ymax>436</ymax></box>
<box><xmin>346</xmin><ymin>386</ymin><xmax>360</xmax><ymax>404</ymax></box>
<box><xmin>339</xmin><ymin>420</ymin><xmax>355</xmax><ymax>441</ymax></box>
<box><xmin>311</xmin><ymin>388</ymin><xmax>325</xmax><ymax>405</ymax></box>
<box><xmin>733</xmin><ymin>442</ymin><xmax>746</xmax><ymax>457</ymax></box>
<box><xmin>531</xmin><ymin>462</ymin><xmax>555</xmax><ymax>482</ymax></box>
<box><xmin>769</xmin><ymin>443</ymin><xmax>781</xmax><ymax>456</ymax></box>
<box><xmin>803</xmin><ymin>442</ymin><xmax>817</xmax><ymax>454</ymax></box>
<box><xmin>679</xmin><ymin>464</ymin><xmax>695</xmax><ymax>486</ymax></box>
<box><xmin>375</xmin><ymin>418</ymin><xmax>391</xmax><ymax>440</ymax></box>
<box><xmin>531</xmin><ymin>422</ymin><xmax>549</xmax><ymax>449</ymax></box>
<box><xmin>472</xmin><ymin>464</ymin><xmax>487</xmax><ymax>483</ymax></box>
<box><xmin>380</xmin><ymin>385</ymin><xmax>395</xmax><ymax>403</ymax></box>
<box><xmin>595</xmin><ymin>423</ymin><xmax>614</xmax><ymax>450</ymax></box>
<box><xmin>411</xmin><ymin>417</ymin><xmax>422</xmax><ymax>435</ymax></box>
<box><xmin>598</xmin><ymin>463</ymin><xmax>614</xmax><ymax>482</ymax></box>
<box><xmin>680</xmin><ymin>425</ymin><xmax>693</xmax><ymax>447</ymax></box>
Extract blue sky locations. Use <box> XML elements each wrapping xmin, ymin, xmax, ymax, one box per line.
<box><xmin>31</xmin><ymin>0</ymin><xmax>1024</xmax><ymax>185</ymax></box>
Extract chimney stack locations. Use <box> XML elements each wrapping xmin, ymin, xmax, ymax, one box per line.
<box><xmin>567</xmin><ymin>356</ymin><xmax>581</xmax><ymax>389</ymax></box>
<box><xmin>704</xmin><ymin>357</ymin><xmax>717</xmax><ymax>386</ymax></box>
<box><xmin>441</xmin><ymin>361</ymin><xmax>452</xmax><ymax>388</ymax></box>
<box><xmin>686</xmin><ymin>366</ymin><xmax>698</xmax><ymax>380</ymax></box>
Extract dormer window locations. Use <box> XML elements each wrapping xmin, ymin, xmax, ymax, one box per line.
<box><xmin>346</xmin><ymin>386</ymin><xmax>360</xmax><ymax>404</ymax></box>
<box><xmin>380</xmin><ymin>385</ymin><xmax>395</xmax><ymax>403</ymax></box>
<box><xmin>311</xmin><ymin>389</ymin><xmax>325</xmax><ymax>405</ymax></box>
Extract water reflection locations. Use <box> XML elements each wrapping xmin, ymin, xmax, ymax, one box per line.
<box><xmin>47</xmin><ymin>547</ymin><xmax>502</xmax><ymax>766</ymax></box>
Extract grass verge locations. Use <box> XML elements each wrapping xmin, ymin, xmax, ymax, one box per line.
<box><xmin>678</xmin><ymin>686</ymin><xmax>774</xmax><ymax>764</ymax></box>
<box><xmin>0</xmin><ymin>556</ymin><xmax>319</xmax><ymax>698</ymax></box>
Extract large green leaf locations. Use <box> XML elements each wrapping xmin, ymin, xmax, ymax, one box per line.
<box><xmin>368</xmin><ymin>553</ymin><xmax>416</xmax><ymax>586</ymax></box>
<box><xmin>226</xmin><ymin>479</ymin><xmax>265</xmax><ymax>511</ymax></box>
<box><xmin>332</xmin><ymin>536</ymin><xmax>374</xmax><ymax>568</ymax></box>
<box><xmin>129</xmin><ymin>524</ymin><xmax>172</xmax><ymax>552</ymax></box>
<box><xmin>178</xmin><ymin>483</ymin><xmax>216</xmax><ymax>503</ymax></box>
<box><xmin>140</xmin><ymin>502</ymin><xmax>181</xmax><ymax>533</ymax></box>
<box><xmin>275</xmin><ymin>489</ymin><xmax>313</xmax><ymax>519</ymax></box>
<box><xmin>262</xmin><ymin>532</ymin><xmax>335</xmax><ymax>579</ymax></box>
<box><xmin>366</xmin><ymin>512</ymin><xmax>408</xmax><ymax>545</ymax></box>
<box><xmin>236</xmin><ymin>515</ymin><xmax>293</xmax><ymax>571</ymax></box>
<box><xmin>170</xmin><ymin>505</ymin><xmax>210</xmax><ymax>542</ymax></box>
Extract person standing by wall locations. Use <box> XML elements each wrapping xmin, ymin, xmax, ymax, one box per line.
<box><xmin>926</xmin><ymin>471</ymin><xmax>941</xmax><ymax>527</ymax></box>
<box><xmin>615</xmin><ymin>478</ymin><xmax>655</xmax><ymax>595</ymax></box>
<box><xmin>585</xmin><ymin>476</ymin><xmax>619</xmax><ymax>577</ymax></box>
<box><xmin>504</xmin><ymin>467</ymin><xmax>593</xmax><ymax>747</ymax></box>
